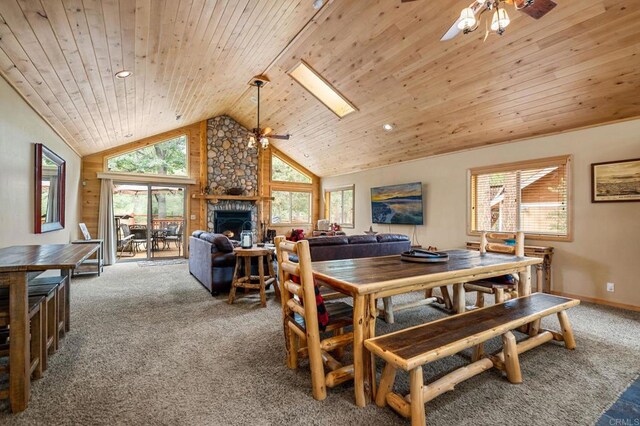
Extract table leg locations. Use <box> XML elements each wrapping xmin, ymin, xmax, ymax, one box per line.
<box><xmin>7</xmin><ymin>271</ymin><xmax>29</xmax><ymax>412</ymax></box>
<box><xmin>62</xmin><ymin>269</ymin><xmax>71</xmax><ymax>332</ymax></box>
<box><xmin>258</xmin><ymin>255</ymin><xmax>266</xmax><ymax>307</ymax></box>
<box><xmin>453</xmin><ymin>283</ymin><xmax>466</xmax><ymax>313</ymax></box>
<box><xmin>519</xmin><ymin>265</ymin><xmax>532</xmax><ymax>297</ymax></box>
<box><xmin>352</xmin><ymin>295</ymin><xmax>373</xmax><ymax>407</ymax></box>
<box><xmin>535</xmin><ymin>264</ymin><xmax>543</xmax><ymax>293</ymax></box>
<box><xmin>267</xmin><ymin>253</ymin><xmax>280</xmax><ymax>301</ymax></box>
<box><xmin>544</xmin><ymin>257</ymin><xmax>552</xmax><ymax>293</ymax></box>
<box><xmin>244</xmin><ymin>256</ymin><xmax>251</xmax><ymax>294</ymax></box>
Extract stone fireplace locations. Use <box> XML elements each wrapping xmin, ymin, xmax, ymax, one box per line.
<box><xmin>206</xmin><ymin>115</ymin><xmax>259</xmax><ymax>240</ymax></box>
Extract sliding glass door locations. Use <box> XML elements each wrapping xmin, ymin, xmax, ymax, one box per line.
<box><xmin>113</xmin><ymin>183</ymin><xmax>186</xmax><ymax>261</ymax></box>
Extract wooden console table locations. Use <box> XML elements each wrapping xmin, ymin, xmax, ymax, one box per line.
<box><xmin>466</xmin><ymin>241</ymin><xmax>554</xmax><ymax>293</ymax></box>
<box><xmin>71</xmin><ymin>239</ymin><xmax>104</xmax><ymax>276</ymax></box>
<box><xmin>0</xmin><ymin>243</ymin><xmax>99</xmax><ymax>412</ymax></box>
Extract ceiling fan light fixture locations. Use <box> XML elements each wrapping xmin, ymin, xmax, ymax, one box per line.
<box><xmin>248</xmin><ymin>136</ymin><xmax>256</xmax><ymax>149</ymax></box>
<box><xmin>490</xmin><ymin>8</ymin><xmax>510</xmax><ymax>32</ymax></box>
<box><xmin>457</xmin><ymin>8</ymin><xmax>477</xmax><ymax>30</ymax></box>
<box><xmin>260</xmin><ymin>137</ymin><xmax>269</xmax><ymax>149</ymax></box>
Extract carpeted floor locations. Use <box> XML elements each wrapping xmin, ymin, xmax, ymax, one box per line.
<box><xmin>1</xmin><ymin>262</ymin><xmax>638</xmax><ymax>425</ymax></box>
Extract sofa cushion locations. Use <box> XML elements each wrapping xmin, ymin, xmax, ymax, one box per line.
<box><xmin>199</xmin><ymin>232</ymin><xmax>234</xmax><ymax>253</ymax></box>
<box><xmin>306</xmin><ymin>236</ymin><xmax>349</xmax><ymax>246</ymax></box>
<box><xmin>212</xmin><ymin>252</ymin><xmax>236</xmax><ymax>267</ymax></box>
<box><xmin>376</xmin><ymin>233</ymin><xmax>410</xmax><ymax>243</ymax></box>
<box><xmin>348</xmin><ymin>234</ymin><xmax>378</xmax><ymax>245</ymax></box>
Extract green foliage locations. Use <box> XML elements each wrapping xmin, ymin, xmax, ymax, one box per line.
<box><xmin>272</xmin><ymin>155</ymin><xmax>311</xmax><ymax>183</ymax></box>
<box><xmin>271</xmin><ymin>191</ymin><xmax>311</xmax><ymax>224</ymax></box>
<box><xmin>107</xmin><ymin>136</ymin><xmax>187</xmax><ymax>176</ymax></box>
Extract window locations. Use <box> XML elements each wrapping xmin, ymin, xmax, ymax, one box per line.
<box><xmin>272</xmin><ymin>154</ymin><xmax>312</xmax><ymax>183</ymax></box>
<box><xmin>469</xmin><ymin>156</ymin><xmax>571</xmax><ymax>240</ymax></box>
<box><xmin>106</xmin><ymin>135</ymin><xmax>188</xmax><ymax>176</ymax></box>
<box><xmin>271</xmin><ymin>191</ymin><xmax>311</xmax><ymax>224</ymax></box>
<box><xmin>288</xmin><ymin>60</ymin><xmax>357</xmax><ymax>118</ymax></box>
<box><xmin>325</xmin><ymin>186</ymin><xmax>354</xmax><ymax>227</ymax></box>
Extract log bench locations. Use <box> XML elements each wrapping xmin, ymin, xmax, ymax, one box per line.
<box><xmin>364</xmin><ymin>293</ymin><xmax>580</xmax><ymax>425</ymax></box>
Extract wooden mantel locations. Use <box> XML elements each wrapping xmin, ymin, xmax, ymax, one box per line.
<box><xmin>191</xmin><ymin>194</ymin><xmax>274</xmax><ymax>203</ymax></box>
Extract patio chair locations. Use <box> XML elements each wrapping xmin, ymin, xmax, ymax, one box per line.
<box><xmin>117</xmin><ymin>223</ymin><xmax>135</xmax><ymax>257</ymax></box>
<box><xmin>129</xmin><ymin>224</ymin><xmax>148</xmax><ymax>253</ymax></box>
<box><xmin>164</xmin><ymin>223</ymin><xmax>183</xmax><ymax>256</ymax></box>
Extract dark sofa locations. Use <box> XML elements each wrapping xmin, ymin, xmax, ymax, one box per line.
<box><xmin>306</xmin><ymin>234</ymin><xmax>411</xmax><ymax>261</ymax></box>
<box><xmin>189</xmin><ymin>231</ymin><xmax>237</xmax><ymax>294</ymax></box>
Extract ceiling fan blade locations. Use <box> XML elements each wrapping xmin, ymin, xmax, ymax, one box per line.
<box><xmin>515</xmin><ymin>0</ymin><xmax>557</xmax><ymax>19</ymax></box>
<box><xmin>441</xmin><ymin>0</ymin><xmax>485</xmax><ymax>41</ymax></box>
<box><xmin>269</xmin><ymin>134</ymin><xmax>290</xmax><ymax>140</ymax></box>
<box><xmin>401</xmin><ymin>0</ymin><xmax>419</xmax><ymax>2</ymax></box>
<box><xmin>441</xmin><ymin>18</ymin><xmax>463</xmax><ymax>41</ymax></box>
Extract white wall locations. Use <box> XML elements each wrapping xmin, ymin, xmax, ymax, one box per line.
<box><xmin>322</xmin><ymin>119</ymin><xmax>640</xmax><ymax>308</ymax></box>
<box><xmin>0</xmin><ymin>77</ymin><xmax>81</xmax><ymax>247</ymax></box>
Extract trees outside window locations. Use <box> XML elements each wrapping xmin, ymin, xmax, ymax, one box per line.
<box><xmin>271</xmin><ymin>191</ymin><xmax>311</xmax><ymax>224</ymax></box>
<box><xmin>107</xmin><ymin>135</ymin><xmax>187</xmax><ymax>176</ymax></box>
<box><xmin>325</xmin><ymin>186</ymin><xmax>354</xmax><ymax>227</ymax></box>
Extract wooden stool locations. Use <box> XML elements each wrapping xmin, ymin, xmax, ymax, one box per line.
<box><xmin>29</xmin><ymin>276</ymin><xmax>67</xmax><ymax>344</ymax></box>
<box><xmin>0</xmin><ymin>295</ymin><xmax>46</xmax><ymax>402</ymax></box>
<box><xmin>228</xmin><ymin>247</ymin><xmax>277</xmax><ymax>308</ymax></box>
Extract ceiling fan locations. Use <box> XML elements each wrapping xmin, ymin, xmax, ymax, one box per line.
<box><xmin>247</xmin><ymin>75</ymin><xmax>290</xmax><ymax>150</ymax></box>
<box><xmin>437</xmin><ymin>0</ymin><xmax>557</xmax><ymax>41</ymax></box>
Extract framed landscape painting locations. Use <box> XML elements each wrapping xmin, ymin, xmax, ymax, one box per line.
<box><xmin>591</xmin><ymin>158</ymin><xmax>640</xmax><ymax>202</ymax></box>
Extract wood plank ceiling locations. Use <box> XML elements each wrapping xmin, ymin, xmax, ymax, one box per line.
<box><xmin>1</xmin><ymin>0</ymin><xmax>639</xmax><ymax>176</ymax></box>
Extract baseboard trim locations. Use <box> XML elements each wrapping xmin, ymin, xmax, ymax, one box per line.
<box><xmin>550</xmin><ymin>291</ymin><xmax>640</xmax><ymax>312</ymax></box>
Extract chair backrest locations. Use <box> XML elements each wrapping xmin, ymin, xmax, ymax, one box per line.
<box><xmin>275</xmin><ymin>236</ymin><xmax>321</xmax><ymax>336</ymax></box>
<box><xmin>480</xmin><ymin>231</ymin><xmax>524</xmax><ymax>257</ymax></box>
<box><xmin>78</xmin><ymin>223</ymin><xmax>91</xmax><ymax>240</ymax></box>
<box><xmin>119</xmin><ymin>223</ymin><xmax>131</xmax><ymax>238</ymax></box>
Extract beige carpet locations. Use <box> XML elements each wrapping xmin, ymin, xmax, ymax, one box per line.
<box><xmin>1</xmin><ymin>262</ymin><xmax>638</xmax><ymax>425</ymax></box>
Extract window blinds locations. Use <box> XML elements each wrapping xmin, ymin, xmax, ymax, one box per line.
<box><xmin>470</xmin><ymin>157</ymin><xmax>570</xmax><ymax>238</ymax></box>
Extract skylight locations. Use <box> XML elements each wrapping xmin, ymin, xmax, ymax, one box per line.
<box><xmin>288</xmin><ymin>61</ymin><xmax>357</xmax><ymax>118</ymax></box>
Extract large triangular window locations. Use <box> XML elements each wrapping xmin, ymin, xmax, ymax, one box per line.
<box><xmin>106</xmin><ymin>135</ymin><xmax>188</xmax><ymax>177</ymax></box>
<box><xmin>271</xmin><ymin>154</ymin><xmax>312</xmax><ymax>183</ymax></box>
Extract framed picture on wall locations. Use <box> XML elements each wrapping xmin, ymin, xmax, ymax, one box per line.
<box><xmin>591</xmin><ymin>158</ymin><xmax>640</xmax><ymax>203</ymax></box>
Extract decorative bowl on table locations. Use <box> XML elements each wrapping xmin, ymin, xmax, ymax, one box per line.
<box><xmin>226</xmin><ymin>187</ymin><xmax>244</xmax><ymax>196</ymax></box>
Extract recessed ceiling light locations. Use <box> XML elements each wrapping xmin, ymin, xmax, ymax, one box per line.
<box><xmin>124</xmin><ymin>133</ymin><xmax>133</xmax><ymax>138</ymax></box>
<box><xmin>115</xmin><ymin>70</ymin><xmax>132</xmax><ymax>79</ymax></box>
<box><xmin>304</xmin><ymin>153</ymin><xmax>310</xmax><ymax>158</ymax></box>
<box><xmin>383</xmin><ymin>123</ymin><xmax>394</xmax><ymax>131</ymax></box>
<box><xmin>250</xmin><ymin>96</ymin><xmax>258</xmax><ymax>104</ymax></box>
<box><xmin>313</xmin><ymin>0</ymin><xmax>324</xmax><ymax>10</ymax></box>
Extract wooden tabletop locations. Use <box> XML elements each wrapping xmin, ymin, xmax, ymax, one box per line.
<box><xmin>0</xmin><ymin>243</ymin><xmax>100</xmax><ymax>272</ymax></box>
<box><xmin>234</xmin><ymin>246</ymin><xmax>275</xmax><ymax>256</ymax></box>
<box><xmin>312</xmin><ymin>249</ymin><xmax>542</xmax><ymax>296</ymax></box>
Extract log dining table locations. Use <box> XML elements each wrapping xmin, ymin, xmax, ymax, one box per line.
<box><xmin>0</xmin><ymin>243</ymin><xmax>99</xmax><ymax>413</ymax></box>
<box><xmin>311</xmin><ymin>249</ymin><xmax>543</xmax><ymax>407</ymax></box>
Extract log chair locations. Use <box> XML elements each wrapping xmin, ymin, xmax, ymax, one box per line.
<box><xmin>464</xmin><ymin>231</ymin><xmax>524</xmax><ymax>310</ymax></box>
<box><xmin>275</xmin><ymin>236</ymin><xmax>355</xmax><ymax>401</ymax></box>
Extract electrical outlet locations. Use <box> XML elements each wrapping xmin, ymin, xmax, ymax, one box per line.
<box><xmin>606</xmin><ymin>282</ymin><xmax>615</xmax><ymax>292</ymax></box>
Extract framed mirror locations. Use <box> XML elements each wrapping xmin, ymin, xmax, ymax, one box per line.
<box><xmin>35</xmin><ymin>143</ymin><xmax>66</xmax><ymax>233</ymax></box>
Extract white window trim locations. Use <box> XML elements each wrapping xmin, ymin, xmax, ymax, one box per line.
<box><xmin>324</xmin><ymin>184</ymin><xmax>355</xmax><ymax>228</ymax></box>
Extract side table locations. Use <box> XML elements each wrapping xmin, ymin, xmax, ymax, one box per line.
<box><xmin>228</xmin><ymin>247</ymin><xmax>278</xmax><ymax>307</ymax></box>
<box><xmin>71</xmin><ymin>239</ymin><xmax>104</xmax><ymax>276</ymax></box>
